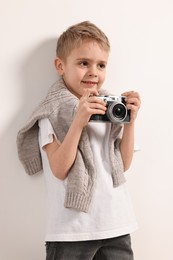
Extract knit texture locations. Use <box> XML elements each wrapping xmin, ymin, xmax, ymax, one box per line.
<box><xmin>16</xmin><ymin>77</ymin><xmax>126</xmax><ymax>212</ymax></box>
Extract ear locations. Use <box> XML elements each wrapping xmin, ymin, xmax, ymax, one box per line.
<box><xmin>54</xmin><ymin>58</ymin><xmax>64</xmax><ymax>75</ymax></box>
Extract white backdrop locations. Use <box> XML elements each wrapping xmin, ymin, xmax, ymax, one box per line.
<box><xmin>1</xmin><ymin>0</ymin><xmax>173</xmax><ymax>259</ymax></box>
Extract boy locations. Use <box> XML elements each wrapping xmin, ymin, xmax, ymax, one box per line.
<box><xmin>17</xmin><ymin>21</ymin><xmax>141</xmax><ymax>260</ymax></box>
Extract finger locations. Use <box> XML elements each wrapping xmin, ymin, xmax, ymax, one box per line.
<box><xmin>126</xmin><ymin>97</ymin><xmax>141</xmax><ymax>107</ymax></box>
<box><xmin>122</xmin><ymin>91</ymin><xmax>140</xmax><ymax>98</ymax></box>
<box><xmin>126</xmin><ymin>103</ymin><xmax>140</xmax><ymax>111</ymax></box>
<box><xmin>89</xmin><ymin>89</ymin><xmax>99</xmax><ymax>96</ymax></box>
<box><xmin>89</xmin><ymin>102</ymin><xmax>107</xmax><ymax>111</ymax></box>
<box><xmin>121</xmin><ymin>91</ymin><xmax>134</xmax><ymax>97</ymax></box>
<box><xmin>82</xmin><ymin>89</ymin><xmax>91</xmax><ymax>99</ymax></box>
<box><xmin>122</xmin><ymin>90</ymin><xmax>137</xmax><ymax>95</ymax></box>
<box><xmin>122</xmin><ymin>92</ymin><xmax>141</xmax><ymax>104</ymax></box>
<box><xmin>88</xmin><ymin>96</ymin><xmax>106</xmax><ymax>106</ymax></box>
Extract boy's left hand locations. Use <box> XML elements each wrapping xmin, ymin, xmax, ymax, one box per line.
<box><xmin>121</xmin><ymin>91</ymin><xmax>141</xmax><ymax>123</ymax></box>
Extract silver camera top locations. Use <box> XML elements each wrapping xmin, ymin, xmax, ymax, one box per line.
<box><xmin>97</xmin><ymin>95</ymin><xmax>125</xmax><ymax>103</ymax></box>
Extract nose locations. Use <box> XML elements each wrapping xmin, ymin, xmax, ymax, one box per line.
<box><xmin>88</xmin><ymin>65</ymin><xmax>98</xmax><ymax>77</ymax></box>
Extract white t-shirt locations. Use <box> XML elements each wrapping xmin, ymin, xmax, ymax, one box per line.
<box><xmin>38</xmin><ymin>118</ymin><xmax>138</xmax><ymax>242</ymax></box>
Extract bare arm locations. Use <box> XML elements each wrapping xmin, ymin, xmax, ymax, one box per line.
<box><xmin>44</xmin><ymin>89</ymin><xmax>106</xmax><ymax>180</ymax></box>
<box><xmin>119</xmin><ymin>91</ymin><xmax>141</xmax><ymax>171</ymax></box>
<box><xmin>44</xmin><ymin>119</ymin><xmax>83</xmax><ymax>180</ymax></box>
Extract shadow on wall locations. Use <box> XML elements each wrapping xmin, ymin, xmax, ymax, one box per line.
<box><xmin>0</xmin><ymin>38</ymin><xmax>58</xmax><ymax>180</ymax></box>
<box><xmin>19</xmin><ymin>38</ymin><xmax>58</xmax><ymax>120</ymax></box>
<box><xmin>0</xmin><ymin>39</ymin><xmax>59</xmax><ymax>259</ymax></box>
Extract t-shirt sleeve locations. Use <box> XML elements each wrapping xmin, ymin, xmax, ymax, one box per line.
<box><xmin>38</xmin><ymin>118</ymin><xmax>59</xmax><ymax>150</ymax></box>
<box><xmin>134</xmin><ymin>142</ymin><xmax>140</xmax><ymax>152</ymax></box>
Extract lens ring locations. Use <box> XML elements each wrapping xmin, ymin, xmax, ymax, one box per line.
<box><xmin>107</xmin><ymin>102</ymin><xmax>127</xmax><ymax>123</ymax></box>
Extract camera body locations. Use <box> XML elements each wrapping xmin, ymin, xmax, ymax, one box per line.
<box><xmin>90</xmin><ymin>95</ymin><xmax>130</xmax><ymax>123</ymax></box>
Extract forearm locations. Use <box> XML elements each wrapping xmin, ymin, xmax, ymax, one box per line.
<box><xmin>119</xmin><ymin>90</ymin><xmax>140</xmax><ymax>171</ymax></box>
<box><xmin>119</xmin><ymin>122</ymin><xmax>135</xmax><ymax>172</ymax></box>
<box><xmin>46</xmin><ymin>118</ymin><xmax>83</xmax><ymax>180</ymax></box>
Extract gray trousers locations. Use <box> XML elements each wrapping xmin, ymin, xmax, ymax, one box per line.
<box><xmin>46</xmin><ymin>234</ymin><xmax>134</xmax><ymax>260</ymax></box>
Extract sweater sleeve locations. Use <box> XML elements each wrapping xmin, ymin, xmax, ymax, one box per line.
<box><xmin>17</xmin><ymin>121</ymin><xmax>43</xmax><ymax>175</ymax></box>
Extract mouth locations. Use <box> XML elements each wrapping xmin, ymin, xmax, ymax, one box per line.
<box><xmin>82</xmin><ymin>80</ymin><xmax>98</xmax><ymax>86</ymax></box>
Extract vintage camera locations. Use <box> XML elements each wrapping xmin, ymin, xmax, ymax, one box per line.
<box><xmin>90</xmin><ymin>95</ymin><xmax>130</xmax><ymax>123</ymax></box>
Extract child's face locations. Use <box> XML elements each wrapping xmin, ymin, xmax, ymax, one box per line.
<box><xmin>55</xmin><ymin>40</ymin><xmax>109</xmax><ymax>98</ymax></box>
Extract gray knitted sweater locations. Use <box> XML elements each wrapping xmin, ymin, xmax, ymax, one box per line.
<box><xmin>16</xmin><ymin>77</ymin><xmax>126</xmax><ymax>212</ymax></box>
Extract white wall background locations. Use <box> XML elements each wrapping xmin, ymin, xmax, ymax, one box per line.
<box><xmin>1</xmin><ymin>0</ymin><xmax>173</xmax><ymax>259</ymax></box>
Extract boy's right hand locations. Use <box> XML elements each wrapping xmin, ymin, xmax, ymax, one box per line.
<box><xmin>74</xmin><ymin>89</ymin><xmax>107</xmax><ymax>128</ymax></box>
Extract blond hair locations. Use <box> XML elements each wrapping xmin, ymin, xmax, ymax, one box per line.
<box><xmin>56</xmin><ymin>21</ymin><xmax>110</xmax><ymax>60</ymax></box>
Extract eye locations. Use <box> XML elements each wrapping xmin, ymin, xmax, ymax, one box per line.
<box><xmin>98</xmin><ymin>63</ymin><xmax>106</xmax><ymax>69</ymax></box>
<box><xmin>79</xmin><ymin>61</ymin><xmax>88</xmax><ymax>67</ymax></box>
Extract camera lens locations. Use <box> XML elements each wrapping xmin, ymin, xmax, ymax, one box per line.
<box><xmin>107</xmin><ymin>102</ymin><xmax>127</xmax><ymax>123</ymax></box>
<box><xmin>112</xmin><ymin>104</ymin><xmax>126</xmax><ymax>120</ymax></box>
